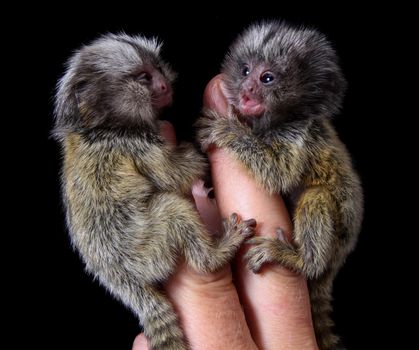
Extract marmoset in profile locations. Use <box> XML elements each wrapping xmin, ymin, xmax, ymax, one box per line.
<box><xmin>197</xmin><ymin>21</ymin><xmax>363</xmax><ymax>350</ymax></box>
<box><xmin>53</xmin><ymin>33</ymin><xmax>255</xmax><ymax>350</ymax></box>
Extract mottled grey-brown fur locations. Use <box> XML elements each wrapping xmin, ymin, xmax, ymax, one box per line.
<box><xmin>197</xmin><ymin>21</ymin><xmax>363</xmax><ymax>350</ymax></box>
<box><xmin>54</xmin><ymin>33</ymin><xmax>255</xmax><ymax>350</ymax></box>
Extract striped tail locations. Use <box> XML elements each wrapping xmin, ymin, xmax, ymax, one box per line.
<box><xmin>140</xmin><ymin>286</ymin><xmax>188</xmax><ymax>350</ymax></box>
<box><xmin>309</xmin><ymin>281</ymin><xmax>345</xmax><ymax>350</ymax></box>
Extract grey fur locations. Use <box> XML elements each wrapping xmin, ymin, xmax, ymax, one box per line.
<box><xmin>54</xmin><ymin>33</ymin><xmax>255</xmax><ymax>350</ymax></box>
<box><xmin>196</xmin><ymin>21</ymin><xmax>363</xmax><ymax>350</ymax></box>
<box><xmin>222</xmin><ymin>20</ymin><xmax>347</xmax><ymax>131</ymax></box>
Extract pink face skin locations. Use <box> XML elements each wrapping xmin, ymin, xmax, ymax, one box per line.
<box><xmin>152</xmin><ymin>72</ymin><xmax>172</xmax><ymax>109</ymax></box>
<box><xmin>236</xmin><ymin>63</ymin><xmax>272</xmax><ymax>117</ymax></box>
<box><xmin>141</xmin><ymin>67</ymin><xmax>172</xmax><ymax>110</ymax></box>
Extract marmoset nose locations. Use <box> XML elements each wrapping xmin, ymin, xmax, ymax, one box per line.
<box><xmin>243</xmin><ymin>79</ymin><xmax>257</xmax><ymax>95</ymax></box>
<box><xmin>153</xmin><ymin>75</ymin><xmax>170</xmax><ymax>95</ymax></box>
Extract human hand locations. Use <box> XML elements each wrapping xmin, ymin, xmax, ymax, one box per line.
<box><xmin>133</xmin><ymin>77</ymin><xmax>318</xmax><ymax>350</ymax></box>
<box><xmin>134</xmin><ymin>120</ymin><xmax>256</xmax><ymax>350</ymax></box>
<box><xmin>204</xmin><ymin>75</ymin><xmax>318</xmax><ymax>349</ymax></box>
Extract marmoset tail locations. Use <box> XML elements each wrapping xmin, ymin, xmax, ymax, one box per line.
<box><xmin>54</xmin><ymin>33</ymin><xmax>255</xmax><ymax>350</ymax></box>
<box><xmin>197</xmin><ymin>21</ymin><xmax>363</xmax><ymax>350</ymax></box>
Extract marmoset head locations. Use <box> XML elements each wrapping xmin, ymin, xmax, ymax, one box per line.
<box><xmin>54</xmin><ymin>33</ymin><xmax>176</xmax><ymax>135</ymax></box>
<box><xmin>222</xmin><ymin>20</ymin><xmax>347</xmax><ymax>129</ymax></box>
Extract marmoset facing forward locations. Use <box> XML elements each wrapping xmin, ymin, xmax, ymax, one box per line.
<box><xmin>53</xmin><ymin>33</ymin><xmax>255</xmax><ymax>350</ymax></box>
<box><xmin>197</xmin><ymin>21</ymin><xmax>363</xmax><ymax>350</ymax></box>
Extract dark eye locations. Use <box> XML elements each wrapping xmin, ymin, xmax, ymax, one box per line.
<box><xmin>135</xmin><ymin>72</ymin><xmax>152</xmax><ymax>83</ymax></box>
<box><xmin>260</xmin><ymin>72</ymin><xmax>275</xmax><ymax>84</ymax></box>
<box><xmin>242</xmin><ymin>66</ymin><xmax>250</xmax><ymax>77</ymax></box>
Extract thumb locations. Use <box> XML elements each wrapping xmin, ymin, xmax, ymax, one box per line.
<box><xmin>203</xmin><ymin>74</ymin><xmax>229</xmax><ymax>115</ymax></box>
<box><xmin>159</xmin><ymin>120</ymin><xmax>177</xmax><ymax>146</ymax></box>
<box><xmin>132</xmin><ymin>334</ymin><xmax>149</xmax><ymax>350</ymax></box>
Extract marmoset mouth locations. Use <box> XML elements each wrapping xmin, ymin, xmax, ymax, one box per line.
<box><xmin>238</xmin><ymin>94</ymin><xmax>265</xmax><ymax>117</ymax></box>
<box><xmin>153</xmin><ymin>92</ymin><xmax>173</xmax><ymax>109</ymax></box>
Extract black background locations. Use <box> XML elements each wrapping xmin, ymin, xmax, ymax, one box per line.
<box><xmin>22</xmin><ymin>5</ymin><xmax>409</xmax><ymax>349</ymax></box>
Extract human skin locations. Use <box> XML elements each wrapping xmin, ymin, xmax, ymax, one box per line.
<box><xmin>133</xmin><ymin>76</ymin><xmax>318</xmax><ymax>350</ymax></box>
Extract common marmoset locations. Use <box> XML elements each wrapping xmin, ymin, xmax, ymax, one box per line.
<box><xmin>197</xmin><ymin>21</ymin><xmax>363</xmax><ymax>350</ymax></box>
<box><xmin>53</xmin><ymin>33</ymin><xmax>255</xmax><ymax>350</ymax></box>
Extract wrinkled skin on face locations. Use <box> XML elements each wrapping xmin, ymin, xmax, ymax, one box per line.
<box><xmin>221</xmin><ymin>21</ymin><xmax>347</xmax><ymax>130</ymax></box>
<box><xmin>54</xmin><ymin>34</ymin><xmax>176</xmax><ymax>133</ymax></box>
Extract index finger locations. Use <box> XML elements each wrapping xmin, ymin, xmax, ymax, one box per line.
<box><xmin>205</xmin><ymin>76</ymin><xmax>318</xmax><ymax>350</ymax></box>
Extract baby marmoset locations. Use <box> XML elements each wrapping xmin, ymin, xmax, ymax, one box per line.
<box><xmin>53</xmin><ymin>33</ymin><xmax>255</xmax><ymax>350</ymax></box>
<box><xmin>197</xmin><ymin>21</ymin><xmax>363</xmax><ymax>350</ymax></box>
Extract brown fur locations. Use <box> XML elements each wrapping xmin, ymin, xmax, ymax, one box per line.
<box><xmin>196</xmin><ymin>20</ymin><xmax>363</xmax><ymax>350</ymax></box>
<box><xmin>54</xmin><ymin>34</ymin><xmax>255</xmax><ymax>350</ymax></box>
